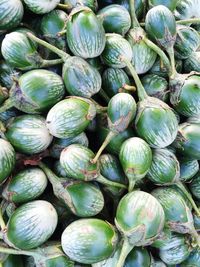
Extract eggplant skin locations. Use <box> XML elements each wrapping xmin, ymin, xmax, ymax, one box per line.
<box><xmin>23</xmin><ymin>0</ymin><xmax>60</xmax><ymax>14</ymax></box>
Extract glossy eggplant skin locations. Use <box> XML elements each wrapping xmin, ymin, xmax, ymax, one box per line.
<box><xmin>66</xmin><ymin>7</ymin><xmax>106</xmax><ymax>59</ymax></box>
<box><xmin>24</xmin><ymin>0</ymin><xmax>60</xmax><ymax>14</ymax></box>
<box><xmin>124</xmin><ymin>247</ymin><xmax>151</xmax><ymax>267</ymax></box>
<box><xmin>0</xmin><ymin>0</ymin><xmax>24</xmax><ymax>30</ymax></box>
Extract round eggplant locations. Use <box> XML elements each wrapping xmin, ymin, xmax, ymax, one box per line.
<box><xmin>179</xmin><ymin>158</ymin><xmax>199</xmax><ymax>182</ymax></box>
<box><xmin>148</xmin><ymin>0</ymin><xmax>179</xmax><ymax>11</ymax></box>
<box><xmin>24</xmin><ymin>0</ymin><xmax>60</xmax><ymax>14</ymax></box>
<box><xmin>184</xmin><ymin>51</ymin><xmax>200</xmax><ymax>72</ymax></box>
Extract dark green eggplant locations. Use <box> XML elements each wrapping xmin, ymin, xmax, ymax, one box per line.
<box><xmin>189</xmin><ymin>173</ymin><xmax>200</xmax><ymax>200</ymax></box>
<box><xmin>116</xmin><ymin>0</ymin><xmax>145</xmax><ymax>20</ymax></box>
<box><xmin>66</xmin><ymin>7</ymin><xmax>106</xmax><ymax>58</ymax></box>
<box><xmin>4</xmin><ymin>200</ymin><xmax>58</xmax><ymax>249</ymax></box>
<box><xmin>180</xmin><ymin>247</ymin><xmax>200</xmax><ymax>266</ymax></box>
<box><xmin>115</xmin><ymin>191</ymin><xmax>165</xmax><ymax>267</ymax></box>
<box><xmin>0</xmin><ymin>69</ymin><xmax>65</xmax><ymax>114</ymax></box>
<box><xmin>2</xmin><ymin>255</ymin><xmax>24</xmax><ymax>267</ymax></box>
<box><xmin>97</xmin><ymin>5</ymin><xmax>131</xmax><ymax>36</ymax></box>
<box><xmin>50</xmin><ymin>132</ymin><xmax>89</xmax><ymax>159</ymax></box>
<box><xmin>87</xmin><ymin>57</ymin><xmax>103</xmax><ymax>73</ymax></box>
<box><xmin>24</xmin><ymin>0</ymin><xmax>60</xmax><ymax>14</ymax></box>
<box><xmin>2</xmin><ymin>168</ymin><xmax>48</xmax><ymax>204</ymax></box>
<box><xmin>60</xmin><ymin>144</ymin><xmax>127</xmax><ymax>189</ymax></box>
<box><xmin>38</xmin><ymin>162</ymin><xmax>104</xmax><ymax>217</ymax></box>
<box><xmin>175</xmin><ymin>0</ymin><xmax>200</xmax><ymax>20</ymax></box>
<box><xmin>92</xmin><ymin>93</ymin><xmax>136</xmax><ymax>163</ymax></box>
<box><xmin>53</xmin><ymin>160</ymin><xmax>68</xmax><ymax>177</ymax></box>
<box><xmin>0</xmin><ymin>0</ymin><xmax>24</xmax><ymax>30</ymax></box>
<box><xmin>0</xmin><ymin>86</ymin><xmax>8</xmax><ymax>106</ymax></box>
<box><xmin>148</xmin><ymin>0</ymin><xmax>179</xmax><ymax>11</ymax></box>
<box><xmin>63</xmin><ymin>0</ymin><xmax>98</xmax><ymax>11</ymax></box>
<box><xmin>184</xmin><ymin>51</ymin><xmax>200</xmax><ymax>72</ymax></box>
<box><xmin>46</xmin><ymin>97</ymin><xmax>97</xmax><ymax>139</ymax></box>
<box><xmin>1</xmin><ymin>32</ymin><xmax>63</xmax><ymax>71</ymax></box>
<box><xmin>141</xmin><ymin>74</ymin><xmax>169</xmax><ymax>102</ymax></box>
<box><xmin>179</xmin><ymin>158</ymin><xmax>199</xmax><ymax>182</ymax></box>
<box><xmin>61</xmin><ymin>219</ymin><xmax>118</xmax><ymax>264</ymax></box>
<box><xmin>0</xmin><ymin>109</ymin><xmax>19</xmax><ymax>124</ymax></box>
<box><xmin>5</xmin><ymin>115</ymin><xmax>53</xmax><ymax>155</ymax></box>
<box><xmin>102</xmin><ymin>68</ymin><xmax>134</xmax><ymax>97</ymax></box>
<box><xmin>0</xmin><ymin>139</ymin><xmax>15</xmax><ymax>184</ymax></box>
<box><xmin>119</xmin><ymin>137</ymin><xmax>152</xmax><ymax>191</ymax></box>
<box><xmin>124</xmin><ymin>247</ymin><xmax>151</xmax><ymax>267</ymax></box>
<box><xmin>174</xmin><ymin>25</ymin><xmax>200</xmax><ymax>59</ymax></box>
<box><xmin>0</xmin><ymin>61</ymin><xmax>20</xmax><ymax>89</ymax></box>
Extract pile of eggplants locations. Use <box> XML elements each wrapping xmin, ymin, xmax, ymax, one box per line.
<box><xmin>0</xmin><ymin>0</ymin><xmax>200</xmax><ymax>266</ymax></box>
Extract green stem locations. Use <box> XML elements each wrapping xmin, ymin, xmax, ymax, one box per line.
<box><xmin>57</xmin><ymin>3</ymin><xmax>70</xmax><ymax>11</ymax></box>
<box><xmin>27</xmin><ymin>33</ymin><xmax>70</xmax><ymax>61</ymax></box>
<box><xmin>129</xmin><ymin>0</ymin><xmax>140</xmax><ymax>28</ymax></box>
<box><xmin>97</xmin><ymin>174</ymin><xmax>127</xmax><ymax>189</ymax></box>
<box><xmin>167</xmin><ymin>46</ymin><xmax>177</xmax><ymax>79</ymax></box>
<box><xmin>121</xmin><ymin>84</ymin><xmax>136</xmax><ymax>92</ymax></box>
<box><xmin>0</xmin><ymin>246</ymin><xmax>37</xmax><ymax>257</ymax></box>
<box><xmin>123</xmin><ymin>58</ymin><xmax>148</xmax><ymax>101</ymax></box>
<box><xmin>176</xmin><ymin>182</ymin><xmax>200</xmax><ymax>217</ymax></box>
<box><xmin>41</xmin><ymin>58</ymin><xmax>64</xmax><ymax>68</ymax></box>
<box><xmin>116</xmin><ymin>238</ymin><xmax>133</xmax><ymax>267</ymax></box>
<box><xmin>57</xmin><ymin>30</ymin><xmax>67</xmax><ymax>37</ymax></box>
<box><xmin>98</xmin><ymin>89</ymin><xmax>110</xmax><ymax>103</ymax></box>
<box><xmin>128</xmin><ymin>179</ymin><xmax>135</xmax><ymax>192</ymax></box>
<box><xmin>176</xmin><ymin>18</ymin><xmax>200</xmax><ymax>25</ymax></box>
<box><xmin>92</xmin><ymin>131</ymin><xmax>117</xmax><ymax>164</ymax></box>
<box><xmin>143</xmin><ymin>38</ymin><xmax>171</xmax><ymax>73</ymax></box>
<box><xmin>0</xmin><ymin>98</ymin><xmax>14</xmax><ymax>113</ymax></box>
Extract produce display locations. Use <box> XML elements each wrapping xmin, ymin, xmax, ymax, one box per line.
<box><xmin>0</xmin><ymin>0</ymin><xmax>200</xmax><ymax>266</ymax></box>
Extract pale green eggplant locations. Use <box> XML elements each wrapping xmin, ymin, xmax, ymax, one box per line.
<box><xmin>148</xmin><ymin>0</ymin><xmax>179</xmax><ymax>11</ymax></box>
<box><xmin>5</xmin><ymin>115</ymin><xmax>53</xmax><ymax>155</ymax></box>
<box><xmin>61</xmin><ymin>219</ymin><xmax>118</xmax><ymax>264</ymax></box>
<box><xmin>179</xmin><ymin>158</ymin><xmax>199</xmax><ymax>182</ymax></box>
<box><xmin>24</xmin><ymin>0</ymin><xmax>60</xmax><ymax>14</ymax></box>
<box><xmin>175</xmin><ymin>0</ymin><xmax>200</xmax><ymax>19</ymax></box>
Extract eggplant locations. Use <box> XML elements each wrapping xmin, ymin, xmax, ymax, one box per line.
<box><xmin>119</xmin><ymin>137</ymin><xmax>152</xmax><ymax>191</ymax></box>
<box><xmin>61</xmin><ymin>219</ymin><xmax>118</xmax><ymax>264</ymax></box>
<box><xmin>24</xmin><ymin>0</ymin><xmax>60</xmax><ymax>14</ymax></box>
<box><xmin>63</xmin><ymin>0</ymin><xmax>98</xmax><ymax>11</ymax></box>
<box><xmin>2</xmin><ymin>168</ymin><xmax>48</xmax><ymax>204</ymax></box>
<box><xmin>0</xmin><ymin>139</ymin><xmax>15</xmax><ymax>184</ymax></box>
<box><xmin>4</xmin><ymin>200</ymin><xmax>58</xmax><ymax>249</ymax></box>
<box><xmin>2</xmin><ymin>255</ymin><xmax>24</xmax><ymax>267</ymax></box>
<box><xmin>0</xmin><ymin>0</ymin><xmax>24</xmax><ymax>30</ymax></box>
<box><xmin>180</xmin><ymin>248</ymin><xmax>200</xmax><ymax>266</ymax></box>
<box><xmin>124</xmin><ymin>247</ymin><xmax>151</xmax><ymax>267</ymax></box>
<box><xmin>0</xmin><ymin>69</ymin><xmax>65</xmax><ymax>114</ymax></box>
<box><xmin>189</xmin><ymin>173</ymin><xmax>200</xmax><ymax>200</ymax></box>
<box><xmin>5</xmin><ymin>115</ymin><xmax>53</xmax><ymax>155</ymax></box>
<box><xmin>184</xmin><ymin>51</ymin><xmax>200</xmax><ymax>72</ymax></box>
<box><xmin>148</xmin><ymin>0</ymin><xmax>179</xmax><ymax>11</ymax></box>
<box><xmin>53</xmin><ymin>160</ymin><xmax>68</xmax><ymax>177</ymax></box>
<box><xmin>115</xmin><ymin>191</ymin><xmax>165</xmax><ymax>267</ymax></box>
<box><xmin>179</xmin><ymin>158</ymin><xmax>199</xmax><ymax>182</ymax></box>
<box><xmin>175</xmin><ymin>0</ymin><xmax>200</xmax><ymax>20</ymax></box>
<box><xmin>0</xmin><ymin>61</ymin><xmax>21</xmax><ymax>89</ymax></box>
<box><xmin>116</xmin><ymin>0</ymin><xmax>144</xmax><ymax>20</ymax></box>
<box><xmin>97</xmin><ymin>5</ymin><xmax>131</xmax><ymax>36</ymax></box>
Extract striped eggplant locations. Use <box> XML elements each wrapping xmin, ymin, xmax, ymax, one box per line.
<box><xmin>97</xmin><ymin>5</ymin><xmax>131</xmax><ymax>36</ymax></box>
<box><xmin>148</xmin><ymin>0</ymin><xmax>179</xmax><ymax>11</ymax></box>
<box><xmin>0</xmin><ymin>61</ymin><xmax>20</xmax><ymax>89</ymax></box>
<box><xmin>50</xmin><ymin>132</ymin><xmax>88</xmax><ymax>159</ymax></box>
<box><xmin>180</xmin><ymin>248</ymin><xmax>200</xmax><ymax>266</ymax></box>
<box><xmin>175</xmin><ymin>0</ymin><xmax>200</xmax><ymax>19</ymax></box>
<box><xmin>5</xmin><ymin>115</ymin><xmax>53</xmax><ymax>155</ymax></box>
<box><xmin>189</xmin><ymin>173</ymin><xmax>200</xmax><ymax>200</ymax></box>
<box><xmin>0</xmin><ymin>0</ymin><xmax>24</xmax><ymax>30</ymax></box>
<box><xmin>87</xmin><ymin>57</ymin><xmax>103</xmax><ymax>73</ymax></box>
<box><xmin>64</xmin><ymin>0</ymin><xmax>98</xmax><ymax>11</ymax></box>
<box><xmin>66</xmin><ymin>7</ymin><xmax>106</xmax><ymax>58</ymax></box>
<box><xmin>179</xmin><ymin>158</ymin><xmax>199</xmax><ymax>182</ymax></box>
<box><xmin>24</xmin><ymin>0</ymin><xmax>60</xmax><ymax>14</ymax></box>
<box><xmin>46</xmin><ymin>97</ymin><xmax>97</xmax><ymax>139</ymax></box>
<box><xmin>115</xmin><ymin>0</ymin><xmax>145</xmax><ymax>19</ymax></box>
<box><xmin>119</xmin><ymin>137</ymin><xmax>152</xmax><ymax>191</ymax></box>
<box><xmin>2</xmin><ymin>168</ymin><xmax>48</xmax><ymax>204</ymax></box>
<box><xmin>0</xmin><ymin>139</ymin><xmax>15</xmax><ymax>184</ymax></box>
<box><xmin>61</xmin><ymin>219</ymin><xmax>118</xmax><ymax>264</ymax></box>
<box><xmin>4</xmin><ymin>200</ymin><xmax>58</xmax><ymax>250</ymax></box>
<box><xmin>184</xmin><ymin>51</ymin><xmax>200</xmax><ymax>72</ymax></box>
<box><xmin>60</xmin><ymin>144</ymin><xmax>126</xmax><ymax>188</ymax></box>
<box><xmin>124</xmin><ymin>247</ymin><xmax>151</xmax><ymax>267</ymax></box>
<box><xmin>115</xmin><ymin>191</ymin><xmax>165</xmax><ymax>267</ymax></box>
<box><xmin>53</xmin><ymin>160</ymin><xmax>68</xmax><ymax>177</ymax></box>
<box><xmin>0</xmin><ymin>69</ymin><xmax>65</xmax><ymax>114</ymax></box>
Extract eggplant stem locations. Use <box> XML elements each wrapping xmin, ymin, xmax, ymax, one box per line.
<box><xmin>41</xmin><ymin>58</ymin><xmax>64</xmax><ymax>67</ymax></box>
<box><xmin>92</xmin><ymin>131</ymin><xmax>117</xmax><ymax>164</ymax></box>
<box><xmin>98</xmin><ymin>89</ymin><xmax>110</xmax><ymax>103</ymax></box>
<box><xmin>122</xmin><ymin>58</ymin><xmax>148</xmax><ymax>101</ymax></box>
<box><xmin>176</xmin><ymin>18</ymin><xmax>200</xmax><ymax>25</ymax></box>
<box><xmin>0</xmin><ymin>209</ymin><xmax>5</xmax><ymax>231</ymax></box>
<box><xmin>129</xmin><ymin>0</ymin><xmax>140</xmax><ymax>28</ymax></box>
<box><xmin>57</xmin><ymin>30</ymin><xmax>67</xmax><ymax>37</ymax></box>
<box><xmin>128</xmin><ymin>180</ymin><xmax>135</xmax><ymax>192</ymax></box>
<box><xmin>120</xmin><ymin>84</ymin><xmax>136</xmax><ymax>92</ymax></box>
<box><xmin>97</xmin><ymin>174</ymin><xmax>127</xmax><ymax>189</ymax></box>
<box><xmin>176</xmin><ymin>182</ymin><xmax>200</xmax><ymax>217</ymax></box>
<box><xmin>0</xmin><ymin>98</ymin><xmax>14</xmax><ymax>113</ymax></box>
<box><xmin>57</xmin><ymin>3</ymin><xmax>70</xmax><ymax>11</ymax></box>
<box><xmin>26</xmin><ymin>33</ymin><xmax>70</xmax><ymax>61</ymax></box>
<box><xmin>116</xmin><ymin>238</ymin><xmax>133</xmax><ymax>267</ymax></box>
<box><xmin>167</xmin><ymin>46</ymin><xmax>177</xmax><ymax>79</ymax></box>
<box><xmin>0</xmin><ymin>246</ymin><xmax>37</xmax><ymax>257</ymax></box>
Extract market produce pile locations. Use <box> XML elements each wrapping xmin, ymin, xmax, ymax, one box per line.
<box><xmin>0</xmin><ymin>0</ymin><xmax>200</xmax><ymax>266</ymax></box>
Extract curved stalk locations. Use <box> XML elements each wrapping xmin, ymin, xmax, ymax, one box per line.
<box><xmin>0</xmin><ymin>99</ymin><xmax>14</xmax><ymax>113</ymax></box>
<box><xmin>0</xmin><ymin>246</ymin><xmax>37</xmax><ymax>257</ymax></box>
<box><xmin>97</xmin><ymin>174</ymin><xmax>127</xmax><ymax>189</ymax></box>
<box><xmin>41</xmin><ymin>58</ymin><xmax>64</xmax><ymax>68</ymax></box>
<box><xmin>116</xmin><ymin>238</ymin><xmax>133</xmax><ymax>267</ymax></box>
<box><xmin>98</xmin><ymin>89</ymin><xmax>110</xmax><ymax>103</ymax></box>
<box><xmin>57</xmin><ymin>30</ymin><xmax>67</xmax><ymax>37</ymax></box>
<box><xmin>129</xmin><ymin>0</ymin><xmax>140</xmax><ymax>28</ymax></box>
<box><xmin>167</xmin><ymin>46</ymin><xmax>177</xmax><ymax>79</ymax></box>
<box><xmin>119</xmin><ymin>84</ymin><xmax>136</xmax><ymax>92</ymax></box>
<box><xmin>176</xmin><ymin>18</ymin><xmax>200</xmax><ymax>25</ymax></box>
<box><xmin>57</xmin><ymin>3</ymin><xmax>70</xmax><ymax>11</ymax></box>
<box><xmin>128</xmin><ymin>180</ymin><xmax>135</xmax><ymax>192</ymax></box>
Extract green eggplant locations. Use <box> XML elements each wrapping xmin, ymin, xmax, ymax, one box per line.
<box><xmin>1</xmin><ymin>32</ymin><xmax>63</xmax><ymax>71</ymax></box>
<box><xmin>184</xmin><ymin>51</ymin><xmax>200</xmax><ymax>72</ymax></box>
<box><xmin>46</xmin><ymin>97</ymin><xmax>97</xmax><ymax>139</ymax></box>
<box><xmin>150</xmin><ymin>258</ymin><xmax>167</xmax><ymax>267</ymax></box>
<box><xmin>87</xmin><ymin>57</ymin><xmax>103</xmax><ymax>74</ymax></box>
<box><xmin>147</xmin><ymin>148</ymin><xmax>180</xmax><ymax>185</ymax></box>
<box><xmin>0</xmin><ymin>0</ymin><xmax>24</xmax><ymax>30</ymax></box>
<box><xmin>180</xmin><ymin>248</ymin><xmax>200</xmax><ymax>266</ymax></box>
<box><xmin>152</xmin><ymin>187</ymin><xmax>200</xmax><ymax>243</ymax></box>
<box><xmin>148</xmin><ymin>0</ymin><xmax>179</xmax><ymax>11</ymax></box>
<box><xmin>97</xmin><ymin>5</ymin><xmax>131</xmax><ymax>36</ymax></box>
<box><xmin>102</xmin><ymin>68</ymin><xmax>134</xmax><ymax>98</ymax></box>
<box><xmin>189</xmin><ymin>173</ymin><xmax>200</xmax><ymax>200</ymax></box>
<box><xmin>115</xmin><ymin>191</ymin><xmax>165</xmax><ymax>267</ymax></box>
<box><xmin>116</xmin><ymin>0</ymin><xmax>144</xmax><ymax>20</ymax></box>
<box><xmin>99</xmin><ymin>154</ymin><xmax>127</xmax><ymax>197</ymax></box>
<box><xmin>50</xmin><ymin>132</ymin><xmax>89</xmax><ymax>159</ymax></box>
<box><xmin>101</xmin><ymin>33</ymin><xmax>133</xmax><ymax>68</ymax></box>
<box><xmin>175</xmin><ymin>0</ymin><xmax>200</xmax><ymax>19</ymax></box>
<box><xmin>0</xmin><ymin>109</ymin><xmax>19</xmax><ymax>124</ymax></box>
<box><xmin>0</xmin><ymin>69</ymin><xmax>65</xmax><ymax>114</ymax></box>
<box><xmin>40</xmin><ymin>10</ymin><xmax>68</xmax><ymax>52</ymax></box>
<box><xmin>174</xmin><ymin>25</ymin><xmax>200</xmax><ymax>60</ymax></box>
<box><xmin>63</xmin><ymin>0</ymin><xmax>98</xmax><ymax>11</ymax></box>
<box><xmin>92</xmin><ymin>93</ymin><xmax>136</xmax><ymax>163</ymax></box>
<box><xmin>61</xmin><ymin>219</ymin><xmax>118</xmax><ymax>264</ymax></box>
<box><xmin>179</xmin><ymin>158</ymin><xmax>199</xmax><ymax>182</ymax></box>
<box><xmin>173</xmin><ymin>122</ymin><xmax>200</xmax><ymax>160</ymax></box>
<box><xmin>2</xmin><ymin>254</ymin><xmax>24</xmax><ymax>267</ymax></box>
<box><xmin>60</xmin><ymin>144</ymin><xmax>127</xmax><ymax>189</ymax></box>
<box><xmin>5</xmin><ymin>115</ymin><xmax>53</xmax><ymax>155</ymax></box>
<box><xmin>169</xmin><ymin>184</ymin><xmax>193</xmax><ymax>211</ymax></box>
<box><xmin>141</xmin><ymin>74</ymin><xmax>169</xmax><ymax>102</ymax></box>
<box><xmin>119</xmin><ymin>137</ymin><xmax>152</xmax><ymax>191</ymax></box>
<box><xmin>53</xmin><ymin>160</ymin><xmax>68</xmax><ymax>177</ymax></box>
<box><xmin>124</xmin><ymin>247</ymin><xmax>151</xmax><ymax>267</ymax></box>
<box><xmin>0</xmin><ymin>61</ymin><xmax>20</xmax><ymax>89</ymax></box>
<box><xmin>4</xmin><ymin>200</ymin><xmax>58</xmax><ymax>249</ymax></box>
<box><xmin>24</xmin><ymin>0</ymin><xmax>60</xmax><ymax>14</ymax></box>
<box><xmin>66</xmin><ymin>7</ymin><xmax>106</xmax><ymax>58</ymax></box>
<box><xmin>38</xmin><ymin>162</ymin><xmax>104</xmax><ymax>217</ymax></box>
<box><xmin>0</xmin><ymin>86</ymin><xmax>8</xmax><ymax>106</ymax></box>
<box><xmin>0</xmin><ymin>139</ymin><xmax>15</xmax><ymax>184</ymax></box>
<box><xmin>2</xmin><ymin>168</ymin><xmax>48</xmax><ymax>204</ymax></box>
